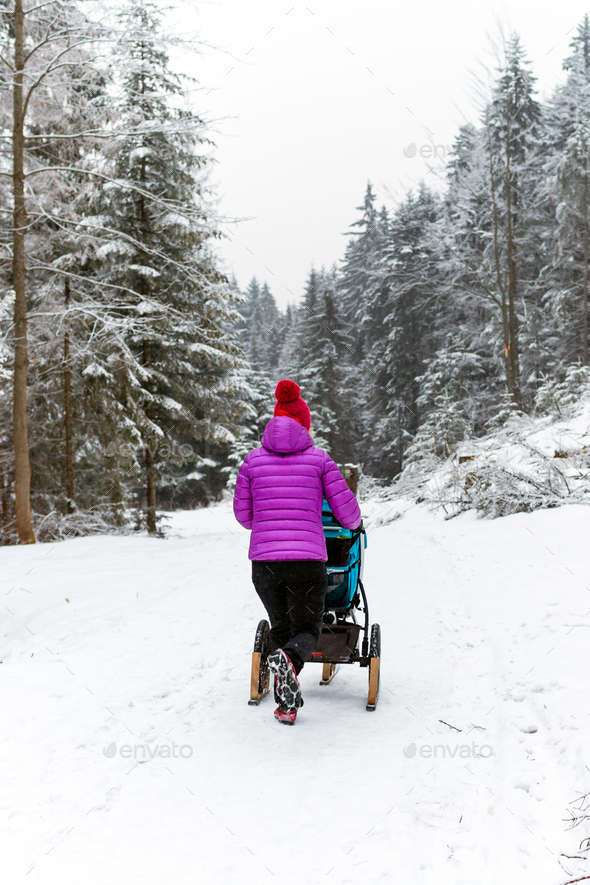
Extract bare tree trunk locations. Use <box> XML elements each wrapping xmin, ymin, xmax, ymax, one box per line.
<box><xmin>398</xmin><ymin>402</ymin><xmax>403</xmax><ymax>474</ymax></box>
<box><xmin>12</xmin><ymin>0</ymin><xmax>35</xmax><ymax>544</ymax></box>
<box><xmin>583</xmin><ymin>151</ymin><xmax>589</xmax><ymax>366</ymax></box>
<box><xmin>64</xmin><ymin>278</ymin><xmax>74</xmax><ymax>511</ymax></box>
<box><xmin>145</xmin><ymin>441</ymin><xmax>157</xmax><ymax>534</ymax></box>
<box><xmin>143</xmin><ymin>341</ymin><xmax>156</xmax><ymax>535</ymax></box>
<box><xmin>501</xmin><ymin>297</ymin><xmax>515</xmax><ymax>393</ymax></box>
<box><xmin>138</xmin><ymin>118</ymin><xmax>157</xmax><ymax>534</ymax></box>
<box><xmin>0</xmin><ymin>462</ymin><xmax>10</xmax><ymax>541</ymax></box>
<box><xmin>504</xmin><ymin>131</ymin><xmax>522</xmax><ymax>410</ymax></box>
<box><xmin>487</xmin><ymin>126</ymin><xmax>516</xmax><ymax>408</ymax></box>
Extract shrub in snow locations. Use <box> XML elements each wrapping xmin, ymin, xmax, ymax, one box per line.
<box><xmin>390</xmin><ymin>389</ymin><xmax>590</xmax><ymax>518</ymax></box>
<box><xmin>34</xmin><ymin>506</ymin><xmax>138</xmax><ymax>542</ymax></box>
<box><xmin>535</xmin><ymin>365</ymin><xmax>590</xmax><ymax>416</ymax></box>
<box><xmin>404</xmin><ymin>393</ymin><xmax>473</xmax><ymax>464</ymax></box>
<box><xmin>559</xmin><ymin>790</ymin><xmax>590</xmax><ymax>883</ymax></box>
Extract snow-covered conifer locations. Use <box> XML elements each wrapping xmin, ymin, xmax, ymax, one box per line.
<box><xmin>80</xmin><ymin>0</ymin><xmax>243</xmax><ymax>530</ymax></box>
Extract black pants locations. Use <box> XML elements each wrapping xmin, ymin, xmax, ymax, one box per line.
<box><xmin>252</xmin><ymin>560</ymin><xmax>327</xmax><ymax>674</ymax></box>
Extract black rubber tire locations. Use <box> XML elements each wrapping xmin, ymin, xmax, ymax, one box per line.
<box><xmin>253</xmin><ymin>618</ymin><xmax>271</xmax><ymax>656</ymax></box>
<box><xmin>370</xmin><ymin>623</ymin><xmax>381</xmax><ymax>658</ymax></box>
<box><xmin>367</xmin><ymin>623</ymin><xmax>381</xmax><ymax>710</ymax></box>
<box><xmin>251</xmin><ymin>619</ymin><xmax>271</xmax><ymax>701</ymax></box>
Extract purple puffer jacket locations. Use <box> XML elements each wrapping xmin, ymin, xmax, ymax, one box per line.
<box><xmin>233</xmin><ymin>416</ymin><xmax>361</xmax><ymax>561</ymax></box>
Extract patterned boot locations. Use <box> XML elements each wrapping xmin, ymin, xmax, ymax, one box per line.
<box><xmin>268</xmin><ymin>649</ymin><xmax>301</xmax><ymax>723</ymax></box>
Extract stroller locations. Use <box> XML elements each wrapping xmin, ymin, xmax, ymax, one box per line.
<box><xmin>248</xmin><ymin>467</ymin><xmax>381</xmax><ymax>711</ymax></box>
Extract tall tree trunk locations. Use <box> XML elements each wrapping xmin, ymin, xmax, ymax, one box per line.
<box><xmin>139</xmin><ymin>130</ymin><xmax>156</xmax><ymax>534</ymax></box>
<box><xmin>12</xmin><ymin>0</ymin><xmax>35</xmax><ymax>544</ymax></box>
<box><xmin>501</xmin><ymin>297</ymin><xmax>516</xmax><ymax>395</ymax></box>
<box><xmin>144</xmin><ymin>439</ymin><xmax>157</xmax><ymax>534</ymax></box>
<box><xmin>64</xmin><ymin>278</ymin><xmax>74</xmax><ymax>511</ymax></box>
<box><xmin>0</xmin><ymin>462</ymin><xmax>10</xmax><ymax>541</ymax></box>
<box><xmin>487</xmin><ymin>126</ymin><xmax>516</xmax><ymax>410</ymax></box>
<box><xmin>583</xmin><ymin>150</ymin><xmax>589</xmax><ymax>366</ymax></box>
<box><xmin>397</xmin><ymin>402</ymin><xmax>403</xmax><ymax>475</ymax></box>
<box><xmin>504</xmin><ymin>131</ymin><xmax>522</xmax><ymax>410</ymax></box>
<box><xmin>143</xmin><ymin>341</ymin><xmax>156</xmax><ymax>535</ymax></box>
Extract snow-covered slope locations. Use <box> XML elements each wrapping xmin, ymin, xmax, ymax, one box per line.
<box><xmin>2</xmin><ymin>499</ymin><xmax>590</xmax><ymax>884</ymax></box>
<box><xmin>395</xmin><ymin>393</ymin><xmax>590</xmax><ymax>519</ymax></box>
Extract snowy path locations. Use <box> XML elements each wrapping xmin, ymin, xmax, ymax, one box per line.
<box><xmin>2</xmin><ymin>501</ymin><xmax>590</xmax><ymax>884</ymax></box>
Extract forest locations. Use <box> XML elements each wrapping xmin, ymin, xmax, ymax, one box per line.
<box><xmin>2</xmin><ymin>1</ymin><xmax>590</xmax><ymax>543</ymax></box>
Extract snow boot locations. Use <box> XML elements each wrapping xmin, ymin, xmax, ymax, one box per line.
<box><xmin>274</xmin><ymin>705</ymin><xmax>298</xmax><ymax>725</ymax></box>
<box><xmin>274</xmin><ymin>697</ymin><xmax>303</xmax><ymax>725</ymax></box>
<box><xmin>273</xmin><ymin>679</ymin><xmax>303</xmax><ymax>706</ymax></box>
<box><xmin>268</xmin><ymin>649</ymin><xmax>301</xmax><ymax>712</ymax></box>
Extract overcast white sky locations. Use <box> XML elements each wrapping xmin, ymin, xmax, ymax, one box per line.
<box><xmin>172</xmin><ymin>0</ymin><xmax>588</xmax><ymax>307</ymax></box>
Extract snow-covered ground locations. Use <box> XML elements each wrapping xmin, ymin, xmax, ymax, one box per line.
<box><xmin>394</xmin><ymin>395</ymin><xmax>590</xmax><ymax>520</ymax></box>
<box><xmin>3</xmin><ymin>498</ymin><xmax>590</xmax><ymax>884</ymax></box>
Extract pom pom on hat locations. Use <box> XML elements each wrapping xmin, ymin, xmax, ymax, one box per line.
<box><xmin>274</xmin><ymin>379</ymin><xmax>301</xmax><ymax>403</ymax></box>
<box><xmin>273</xmin><ymin>378</ymin><xmax>311</xmax><ymax>430</ymax></box>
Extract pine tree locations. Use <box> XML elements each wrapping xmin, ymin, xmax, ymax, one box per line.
<box><xmin>337</xmin><ymin>186</ymin><xmax>393</xmax><ymax>470</ymax></box>
<box><xmin>22</xmin><ymin>44</ymin><xmax>111</xmax><ymax>521</ymax></box>
<box><xmin>279</xmin><ymin>267</ymin><xmax>321</xmax><ymax>380</ymax></box>
<box><xmin>0</xmin><ymin>0</ymin><xmax>110</xmax><ymax>542</ymax></box>
<box><xmin>442</xmin><ymin>36</ymin><xmax>542</xmax><ymax>412</ymax></box>
<box><xmin>339</xmin><ymin>182</ymin><xmax>385</xmax><ymax>362</ymax></box>
<box><xmin>485</xmin><ymin>35</ymin><xmax>542</xmax><ymax>407</ymax></box>
<box><xmin>81</xmin><ymin>0</ymin><xmax>242</xmax><ymax>531</ymax></box>
<box><xmin>227</xmin><ymin>276</ymin><xmax>280</xmax><ymax>482</ymax></box>
<box><xmin>361</xmin><ymin>184</ymin><xmax>441</xmax><ymax>477</ymax></box>
<box><xmin>237</xmin><ymin>277</ymin><xmax>282</xmax><ymax>371</ymax></box>
<box><xmin>543</xmin><ymin>15</ymin><xmax>590</xmax><ymax>366</ymax></box>
<box><xmin>298</xmin><ymin>270</ymin><xmax>354</xmax><ymax>457</ymax></box>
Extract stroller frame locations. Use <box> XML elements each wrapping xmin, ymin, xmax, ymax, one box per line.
<box><xmin>248</xmin><ymin>471</ymin><xmax>381</xmax><ymax>711</ymax></box>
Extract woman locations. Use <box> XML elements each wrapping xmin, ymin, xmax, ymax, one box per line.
<box><xmin>233</xmin><ymin>379</ymin><xmax>361</xmax><ymax>725</ymax></box>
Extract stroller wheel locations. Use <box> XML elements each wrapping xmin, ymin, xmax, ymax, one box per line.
<box><xmin>248</xmin><ymin>619</ymin><xmax>271</xmax><ymax>705</ymax></box>
<box><xmin>366</xmin><ymin>623</ymin><xmax>381</xmax><ymax>711</ymax></box>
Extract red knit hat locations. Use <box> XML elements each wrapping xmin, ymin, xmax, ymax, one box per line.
<box><xmin>273</xmin><ymin>379</ymin><xmax>311</xmax><ymax>430</ymax></box>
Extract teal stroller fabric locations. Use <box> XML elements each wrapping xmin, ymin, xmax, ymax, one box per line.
<box><xmin>322</xmin><ymin>499</ymin><xmax>365</xmax><ymax>610</ymax></box>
